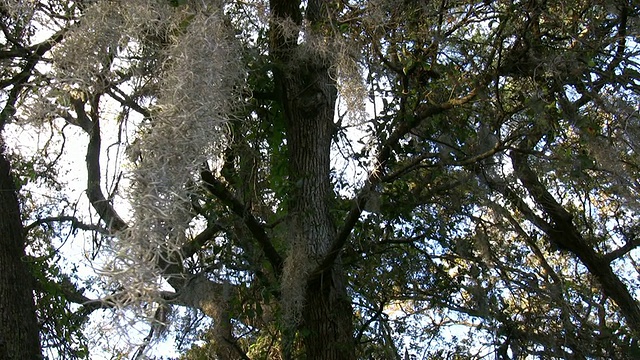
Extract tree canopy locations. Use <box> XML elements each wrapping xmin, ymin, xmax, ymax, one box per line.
<box><xmin>1</xmin><ymin>0</ymin><xmax>640</xmax><ymax>359</ymax></box>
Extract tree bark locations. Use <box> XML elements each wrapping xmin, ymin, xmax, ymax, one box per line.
<box><xmin>282</xmin><ymin>60</ymin><xmax>355</xmax><ymax>358</ymax></box>
<box><xmin>303</xmin><ymin>266</ymin><xmax>354</xmax><ymax>359</ymax></box>
<box><xmin>0</xmin><ymin>144</ymin><xmax>42</xmax><ymax>360</ymax></box>
<box><xmin>269</xmin><ymin>0</ymin><xmax>355</xmax><ymax>358</ymax></box>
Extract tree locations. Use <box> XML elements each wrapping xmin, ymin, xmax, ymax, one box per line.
<box><xmin>2</xmin><ymin>0</ymin><xmax>640</xmax><ymax>359</ymax></box>
<box><xmin>0</xmin><ymin>1</ymin><xmax>68</xmax><ymax>358</ymax></box>
<box><xmin>0</xmin><ymin>142</ymin><xmax>42</xmax><ymax>360</ymax></box>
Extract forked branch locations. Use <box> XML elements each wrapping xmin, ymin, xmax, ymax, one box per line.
<box><xmin>320</xmin><ymin>87</ymin><xmax>482</xmax><ymax>274</ymax></box>
<box><xmin>201</xmin><ymin>169</ymin><xmax>283</xmax><ymax>275</ymax></box>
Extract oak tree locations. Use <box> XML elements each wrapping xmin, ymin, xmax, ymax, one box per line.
<box><xmin>2</xmin><ymin>0</ymin><xmax>640</xmax><ymax>359</ymax></box>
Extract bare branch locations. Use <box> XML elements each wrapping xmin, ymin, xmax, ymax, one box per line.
<box><xmin>24</xmin><ymin>215</ymin><xmax>110</xmax><ymax>234</ymax></box>
<box><xmin>604</xmin><ymin>237</ymin><xmax>640</xmax><ymax>263</ymax></box>
<box><xmin>72</xmin><ymin>97</ymin><xmax>128</xmax><ymax>232</ymax></box>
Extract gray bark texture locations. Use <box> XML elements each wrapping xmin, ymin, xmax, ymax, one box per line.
<box><xmin>269</xmin><ymin>0</ymin><xmax>356</xmax><ymax>358</ymax></box>
<box><xmin>0</xmin><ymin>145</ymin><xmax>42</xmax><ymax>360</ymax></box>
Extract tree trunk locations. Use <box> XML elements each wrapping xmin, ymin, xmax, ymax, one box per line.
<box><xmin>282</xmin><ymin>61</ymin><xmax>355</xmax><ymax>358</ymax></box>
<box><xmin>303</xmin><ymin>267</ymin><xmax>355</xmax><ymax>359</ymax></box>
<box><xmin>0</xmin><ymin>144</ymin><xmax>42</xmax><ymax>360</ymax></box>
<box><xmin>269</xmin><ymin>1</ymin><xmax>355</xmax><ymax>357</ymax></box>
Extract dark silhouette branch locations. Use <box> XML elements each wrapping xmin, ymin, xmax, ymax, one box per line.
<box><xmin>201</xmin><ymin>169</ymin><xmax>283</xmax><ymax>275</ymax></box>
<box><xmin>605</xmin><ymin>237</ymin><xmax>640</xmax><ymax>263</ymax></box>
<box><xmin>0</xmin><ymin>28</ymin><xmax>66</xmax><ymax>128</ymax></box>
<box><xmin>24</xmin><ymin>215</ymin><xmax>110</xmax><ymax>234</ymax></box>
<box><xmin>71</xmin><ymin>97</ymin><xmax>128</xmax><ymax>232</ymax></box>
<box><xmin>354</xmin><ymin>300</ymin><xmax>386</xmax><ymax>345</ymax></box>
<box><xmin>106</xmin><ymin>86</ymin><xmax>151</xmax><ymax>118</ymax></box>
<box><xmin>320</xmin><ymin>87</ymin><xmax>482</xmax><ymax>275</ymax></box>
<box><xmin>511</xmin><ymin>136</ymin><xmax>640</xmax><ymax>336</ymax></box>
<box><xmin>180</xmin><ymin>221</ymin><xmax>224</xmax><ymax>260</ymax></box>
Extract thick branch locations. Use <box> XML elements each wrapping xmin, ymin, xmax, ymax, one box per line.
<box><xmin>479</xmin><ymin>172</ymin><xmax>554</xmax><ymax>235</ymax></box>
<box><xmin>180</xmin><ymin>221</ymin><xmax>224</xmax><ymax>260</ymax></box>
<box><xmin>47</xmin><ymin>277</ymin><xmax>107</xmax><ymax>313</ymax></box>
<box><xmin>201</xmin><ymin>170</ymin><xmax>283</xmax><ymax>275</ymax></box>
<box><xmin>511</xmin><ymin>138</ymin><xmax>640</xmax><ymax>335</ymax></box>
<box><xmin>605</xmin><ymin>237</ymin><xmax>640</xmax><ymax>263</ymax></box>
<box><xmin>155</xmin><ymin>221</ymin><xmax>226</xmax><ymax>292</ymax></box>
<box><xmin>72</xmin><ymin>98</ymin><xmax>128</xmax><ymax>232</ymax></box>
<box><xmin>173</xmin><ymin>275</ymin><xmax>245</xmax><ymax>359</ymax></box>
<box><xmin>106</xmin><ymin>87</ymin><xmax>151</xmax><ymax>118</ymax></box>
